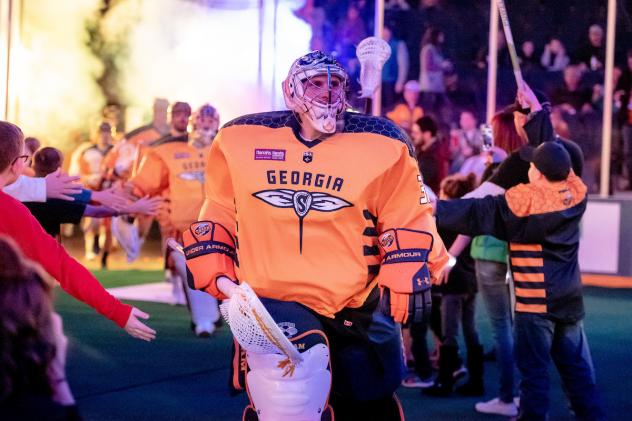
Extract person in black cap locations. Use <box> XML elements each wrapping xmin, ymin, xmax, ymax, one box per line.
<box><xmin>433</xmin><ymin>141</ymin><xmax>606</xmax><ymax>421</ymax></box>
<box><xmin>483</xmin><ymin>82</ymin><xmax>584</xmax><ymax>193</ymax></box>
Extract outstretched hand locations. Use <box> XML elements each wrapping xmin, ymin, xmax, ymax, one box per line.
<box><xmin>45</xmin><ymin>169</ymin><xmax>82</xmax><ymax>201</ymax></box>
<box><xmin>124</xmin><ymin>307</ymin><xmax>156</xmax><ymax>341</ymax></box>
<box><xmin>516</xmin><ymin>80</ymin><xmax>542</xmax><ymax>112</ymax></box>
<box><xmin>92</xmin><ymin>187</ymin><xmax>129</xmax><ymax>211</ymax></box>
<box><xmin>124</xmin><ymin>195</ymin><xmax>163</xmax><ymax>215</ymax></box>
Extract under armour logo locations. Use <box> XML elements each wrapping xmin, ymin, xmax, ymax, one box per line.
<box><xmin>253</xmin><ymin>189</ymin><xmax>353</xmax><ymax>253</ymax></box>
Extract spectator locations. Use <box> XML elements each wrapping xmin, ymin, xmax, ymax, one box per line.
<box><xmin>386</xmin><ymin>80</ymin><xmax>424</xmax><ymax>134</ymax></box>
<box><xmin>412</xmin><ymin>116</ymin><xmax>449</xmax><ymax>194</ymax></box>
<box><xmin>21</xmin><ymin>137</ymin><xmax>41</xmax><ymax>177</ymax></box>
<box><xmin>0</xmin><ymin>120</ymin><xmax>155</xmax><ymax>341</ymax></box>
<box><xmin>0</xmin><ymin>120</ymin><xmax>156</xmax><ymax>415</ymax></box>
<box><xmin>0</xmin><ymin>235</ymin><xmax>75</xmax><ymax>419</ymax></box>
<box><xmin>449</xmin><ymin>110</ymin><xmax>483</xmax><ymax>173</ymax></box>
<box><xmin>334</xmin><ymin>3</ymin><xmax>366</xmax><ymax>58</ymax></box>
<box><xmin>573</xmin><ymin>24</ymin><xmax>605</xmax><ymax>72</ymax></box>
<box><xmin>419</xmin><ymin>27</ymin><xmax>451</xmax><ymax>117</ymax></box>
<box><xmin>615</xmin><ymin>50</ymin><xmax>632</xmax><ymax>190</ymax></box>
<box><xmin>381</xmin><ymin>25</ymin><xmax>409</xmax><ymax>110</ymax></box>
<box><xmin>25</xmin><ymin>146</ymin><xmax>159</xmax><ymax>240</ymax></box>
<box><xmin>541</xmin><ymin>38</ymin><xmax>570</xmax><ymax>72</ymax></box>
<box><xmin>518</xmin><ymin>40</ymin><xmax>540</xmax><ymax>72</ymax></box>
<box><xmin>425</xmin><ymin>172</ymin><xmax>483</xmax><ymax>397</ymax></box>
<box><xmin>472</xmin><ymin>108</ymin><xmax>526</xmax><ymax>417</ymax></box>
<box><xmin>551</xmin><ymin>65</ymin><xmax>593</xmax><ymax>114</ymax></box>
<box><xmin>436</xmin><ymin>141</ymin><xmax>605</xmax><ymax>421</ymax></box>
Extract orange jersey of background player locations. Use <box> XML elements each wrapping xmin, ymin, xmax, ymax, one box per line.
<box><xmin>102</xmin><ymin>124</ymin><xmax>164</xmax><ymax>180</ymax></box>
<box><xmin>198</xmin><ymin>111</ymin><xmax>448</xmax><ymax>318</ymax></box>
<box><xmin>131</xmin><ymin>135</ymin><xmax>209</xmax><ymax>231</ymax></box>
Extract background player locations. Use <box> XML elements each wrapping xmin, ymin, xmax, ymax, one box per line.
<box><xmin>130</xmin><ymin>103</ymin><xmax>220</xmax><ymax>337</ymax></box>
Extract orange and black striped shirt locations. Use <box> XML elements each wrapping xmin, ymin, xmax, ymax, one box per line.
<box><xmin>437</xmin><ymin>173</ymin><xmax>587</xmax><ymax>322</ymax></box>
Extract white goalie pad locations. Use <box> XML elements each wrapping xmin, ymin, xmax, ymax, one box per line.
<box><xmin>247</xmin><ymin>343</ymin><xmax>331</xmax><ymax>421</ymax></box>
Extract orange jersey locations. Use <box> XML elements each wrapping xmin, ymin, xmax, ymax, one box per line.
<box><xmin>78</xmin><ymin>144</ymin><xmax>112</xmax><ymax>189</ymax></box>
<box><xmin>102</xmin><ymin>124</ymin><xmax>165</xmax><ymax>180</ymax></box>
<box><xmin>386</xmin><ymin>103</ymin><xmax>424</xmax><ymax>133</ymax></box>
<box><xmin>199</xmin><ymin>111</ymin><xmax>448</xmax><ymax>318</ymax></box>
<box><xmin>131</xmin><ymin>135</ymin><xmax>209</xmax><ymax>231</ymax></box>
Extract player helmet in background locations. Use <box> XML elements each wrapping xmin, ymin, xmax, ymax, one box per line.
<box><xmin>283</xmin><ymin>50</ymin><xmax>348</xmax><ymax>134</ymax></box>
<box><xmin>192</xmin><ymin>103</ymin><xmax>220</xmax><ymax>146</ymax></box>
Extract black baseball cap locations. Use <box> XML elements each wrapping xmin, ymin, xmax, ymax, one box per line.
<box><xmin>522</xmin><ymin>141</ymin><xmax>571</xmax><ymax>181</ymax></box>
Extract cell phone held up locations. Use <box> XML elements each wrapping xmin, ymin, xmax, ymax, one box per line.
<box><xmin>480</xmin><ymin>124</ymin><xmax>493</xmax><ymax>151</ymax></box>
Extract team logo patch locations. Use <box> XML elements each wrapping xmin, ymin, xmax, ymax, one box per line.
<box><xmin>254</xmin><ymin>149</ymin><xmax>286</xmax><ymax>161</ymax></box>
<box><xmin>277</xmin><ymin>322</ymin><xmax>299</xmax><ymax>338</ymax></box>
<box><xmin>380</xmin><ymin>233</ymin><xmax>395</xmax><ymax>248</ymax></box>
<box><xmin>178</xmin><ymin>171</ymin><xmax>205</xmax><ymax>183</ymax></box>
<box><xmin>194</xmin><ymin>223</ymin><xmax>211</xmax><ymax>237</ymax></box>
<box><xmin>253</xmin><ymin>188</ymin><xmax>353</xmax><ymax>253</ymax></box>
<box><xmin>303</xmin><ymin>151</ymin><xmax>313</xmax><ymax>163</ymax></box>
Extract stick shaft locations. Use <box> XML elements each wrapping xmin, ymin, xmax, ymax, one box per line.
<box><xmin>496</xmin><ymin>0</ymin><xmax>523</xmax><ymax>86</ymax></box>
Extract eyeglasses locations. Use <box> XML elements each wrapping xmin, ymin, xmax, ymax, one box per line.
<box><xmin>11</xmin><ymin>154</ymin><xmax>29</xmax><ymax>165</ymax></box>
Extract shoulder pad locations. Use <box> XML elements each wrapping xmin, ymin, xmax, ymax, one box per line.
<box><xmin>223</xmin><ymin>111</ymin><xmax>294</xmax><ymax>130</ymax></box>
<box><xmin>125</xmin><ymin>124</ymin><xmax>153</xmax><ymax>138</ymax></box>
<box><xmin>150</xmin><ymin>133</ymin><xmax>188</xmax><ymax>147</ymax></box>
<box><xmin>342</xmin><ymin>112</ymin><xmax>413</xmax><ymax>156</ymax></box>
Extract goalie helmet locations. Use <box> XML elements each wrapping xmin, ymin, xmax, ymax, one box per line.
<box><xmin>192</xmin><ymin>103</ymin><xmax>220</xmax><ymax>146</ymax></box>
<box><xmin>282</xmin><ymin>50</ymin><xmax>348</xmax><ymax>134</ymax></box>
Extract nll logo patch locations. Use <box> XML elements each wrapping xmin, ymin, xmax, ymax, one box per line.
<box><xmin>303</xmin><ymin>151</ymin><xmax>313</xmax><ymax>163</ymax></box>
<box><xmin>252</xmin><ymin>188</ymin><xmax>353</xmax><ymax>253</ymax></box>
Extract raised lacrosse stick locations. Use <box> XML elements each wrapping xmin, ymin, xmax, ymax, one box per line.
<box><xmin>356</xmin><ymin>36</ymin><xmax>392</xmax><ymax>114</ymax></box>
<box><xmin>496</xmin><ymin>0</ymin><xmax>523</xmax><ymax>88</ymax></box>
<box><xmin>166</xmin><ymin>238</ymin><xmax>303</xmax><ymax>376</ymax></box>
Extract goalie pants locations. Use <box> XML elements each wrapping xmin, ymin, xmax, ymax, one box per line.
<box><xmin>233</xmin><ymin>288</ymin><xmax>405</xmax><ymax>420</ymax></box>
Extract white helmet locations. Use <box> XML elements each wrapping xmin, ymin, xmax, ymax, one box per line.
<box><xmin>192</xmin><ymin>103</ymin><xmax>220</xmax><ymax>146</ymax></box>
<box><xmin>282</xmin><ymin>51</ymin><xmax>348</xmax><ymax>134</ymax></box>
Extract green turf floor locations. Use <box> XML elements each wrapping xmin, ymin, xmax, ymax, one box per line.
<box><xmin>55</xmin><ymin>271</ymin><xmax>632</xmax><ymax>420</ymax></box>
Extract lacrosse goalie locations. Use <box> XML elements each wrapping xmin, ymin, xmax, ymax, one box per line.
<box><xmin>184</xmin><ymin>50</ymin><xmax>448</xmax><ymax>420</ymax></box>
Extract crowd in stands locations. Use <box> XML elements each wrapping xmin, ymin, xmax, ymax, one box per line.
<box><xmin>299</xmin><ymin>0</ymin><xmax>632</xmax><ymax>193</ymax></box>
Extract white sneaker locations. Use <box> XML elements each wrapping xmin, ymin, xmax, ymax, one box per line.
<box><xmin>475</xmin><ymin>397</ymin><xmax>518</xmax><ymax>417</ymax></box>
<box><xmin>401</xmin><ymin>373</ymin><xmax>434</xmax><ymax>388</ymax></box>
<box><xmin>194</xmin><ymin>321</ymin><xmax>215</xmax><ymax>338</ymax></box>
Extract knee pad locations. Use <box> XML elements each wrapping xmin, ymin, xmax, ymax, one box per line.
<box><xmin>246</xmin><ymin>343</ymin><xmax>331</xmax><ymax>421</ymax></box>
<box><xmin>243</xmin><ymin>299</ymin><xmax>332</xmax><ymax>421</ymax></box>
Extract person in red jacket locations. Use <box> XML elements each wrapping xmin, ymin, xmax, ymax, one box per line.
<box><xmin>0</xmin><ymin>121</ymin><xmax>157</xmax><ymax>408</ymax></box>
<box><xmin>0</xmin><ymin>121</ymin><xmax>155</xmax><ymax>339</ymax></box>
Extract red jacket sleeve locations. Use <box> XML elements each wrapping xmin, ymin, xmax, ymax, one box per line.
<box><xmin>0</xmin><ymin>193</ymin><xmax>132</xmax><ymax>327</ymax></box>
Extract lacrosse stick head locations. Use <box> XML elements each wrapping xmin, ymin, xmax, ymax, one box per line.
<box><xmin>220</xmin><ymin>282</ymin><xmax>303</xmax><ymax>375</ymax></box>
<box><xmin>356</xmin><ymin>37</ymin><xmax>392</xmax><ymax>99</ymax></box>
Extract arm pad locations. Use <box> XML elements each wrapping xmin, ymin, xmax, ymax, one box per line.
<box><xmin>182</xmin><ymin>221</ymin><xmax>238</xmax><ymax>299</ymax></box>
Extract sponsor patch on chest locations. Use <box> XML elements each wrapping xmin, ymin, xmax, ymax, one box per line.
<box><xmin>254</xmin><ymin>149</ymin><xmax>286</xmax><ymax>161</ymax></box>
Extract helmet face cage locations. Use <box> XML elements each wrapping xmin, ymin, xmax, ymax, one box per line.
<box><xmin>194</xmin><ymin>104</ymin><xmax>220</xmax><ymax>133</ymax></box>
<box><xmin>283</xmin><ymin>51</ymin><xmax>348</xmax><ymax>133</ymax></box>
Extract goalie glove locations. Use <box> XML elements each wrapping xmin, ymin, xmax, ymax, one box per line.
<box><xmin>182</xmin><ymin>221</ymin><xmax>238</xmax><ymax>299</ymax></box>
<box><xmin>377</xmin><ymin>228</ymin><xmax>433</xmax><ymax>324</ymax></box>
